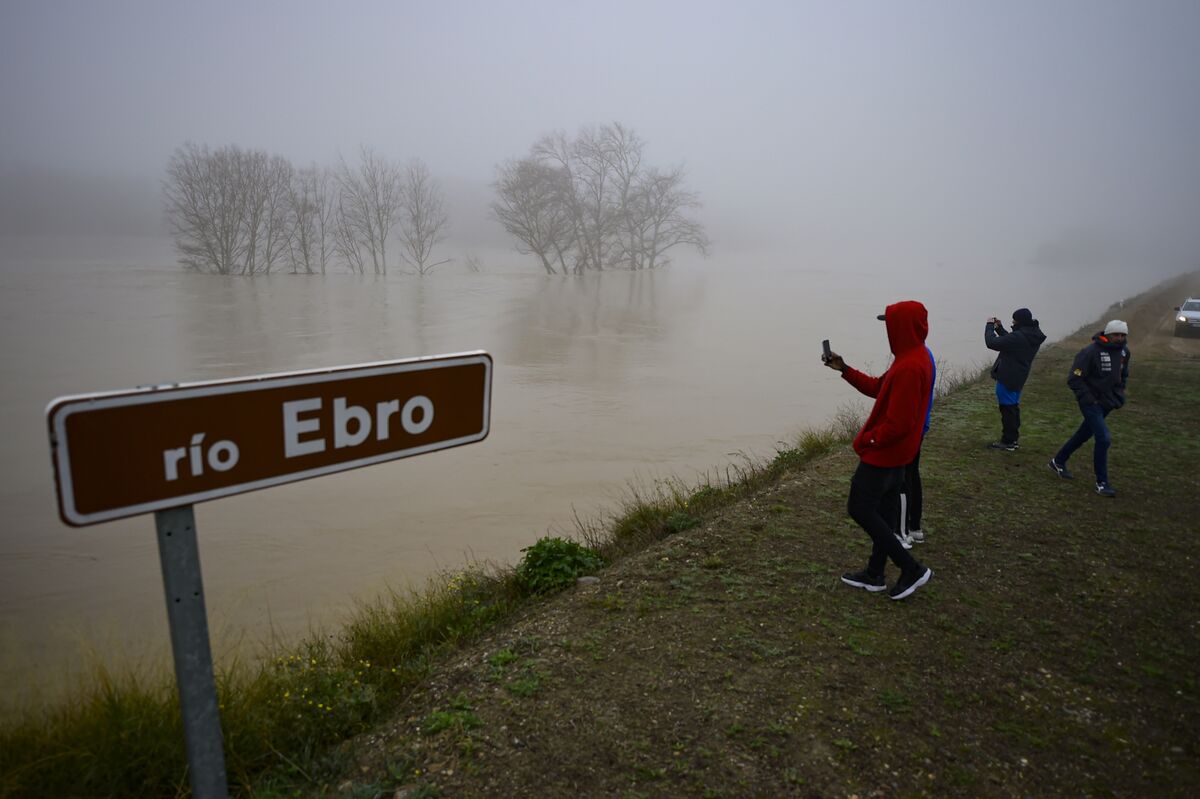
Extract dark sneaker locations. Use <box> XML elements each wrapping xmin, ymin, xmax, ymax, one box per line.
<box><xmin>1048</xmin><ymin>458</ymin><xmax>1073</xmax><ymax>479</ymax></box>
<box><xmin>889</xmin><ymin>566</ymin><xmax>932</xmax><ymax>600</ymax></box>
<box><xmin>841</xmin><ymin>569</ymin><xmax>886</xmax><ymax>592</ymax></box>
<box><xmin>1095</xmin><ymin>481</ymin><xmax>1117</xmax><ymax>497</ymax></box>
<box><xmin>988</xmin><ymin>441</ymin><xmax>1018</xmax><ymax>451</ymax></box>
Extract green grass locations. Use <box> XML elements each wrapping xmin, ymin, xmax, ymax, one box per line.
<box><xmin>0</xmin><ymin>565</ymin><xmax>526</xmax><ymax>797</ymax></box>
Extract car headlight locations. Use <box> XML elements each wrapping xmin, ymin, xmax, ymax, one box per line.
<box><xmin>1180</xmin><ymin>315</ymin><xmax>1189</xmax><ymax>323</ymax></box>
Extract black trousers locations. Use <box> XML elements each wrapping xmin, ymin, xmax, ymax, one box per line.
<box><xmin>848</xmin><ymin>461</ymin><xmax>921</xmax><ymax>576</ymax></box>
<box><xmin>895</xmin><ymin>448</ymin><xmax>923</xmax><ymax>532</ymax></box>
<box><xmin>999</xmin><ymin>403</ymin><xmax>1021</xmax><ymax>444</ymax></box>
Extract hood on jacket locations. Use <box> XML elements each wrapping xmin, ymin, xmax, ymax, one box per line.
<box><xmin>1093</xmin><ymin>332</ymin><xmax>1126</xmax><ymax>349</ymax></box>
<box><xmin>1019</xmin><ymin>319</ymin><xmax>1047</xmax><ymax>342</ymax></box>
<box><xmin>882</xmin><ymin>300</ymin><xmax>929</xmax><ymax>356</ymax></box>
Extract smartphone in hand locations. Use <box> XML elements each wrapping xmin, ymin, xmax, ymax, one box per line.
<box><xmin>821</xmin><ymin>339</ymin><xmax>832</xmax><ymax>363</ymax></box>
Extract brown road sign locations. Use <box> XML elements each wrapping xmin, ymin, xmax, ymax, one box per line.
<box><xmin>47</xmin><ymin>351</ymin><xmax>492</xmax><ymax>526</ymax></box>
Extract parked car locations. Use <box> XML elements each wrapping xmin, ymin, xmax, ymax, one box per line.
<box><xmin>1175</xmin><ymin>298</ymin><xmax>1200</xmax><ymax>337</ymax></box>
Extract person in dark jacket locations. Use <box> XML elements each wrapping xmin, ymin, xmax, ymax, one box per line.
<box><xmin>1048</xmin><ymin>320</ymin><xmax>1130</xmax><ymax>497</ymax></box>
<box><xmin>984</xmin><ymin>307</ymin><xmax>1047</xmax><ymax>450</ymax></box>
<box><xmin>824</xmin><ymin>300</ymin><xmax>934</xmax><ymax>601</ymax></box>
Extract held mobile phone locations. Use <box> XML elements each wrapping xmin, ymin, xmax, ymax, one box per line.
<box><xmin>821</xmin><ymin>339</ymin><xmax>832</xmax><ymax>363</ymax></box>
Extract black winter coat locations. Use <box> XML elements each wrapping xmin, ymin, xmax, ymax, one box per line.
<box><xmin>1068</xmin><ymin>333</ymin><xmax>1130</xmax><ymax>411</ymax></box>
<box><xmin>986</xmin><ymin>320</ymin><xmax>1047</xmax><ymax>392</ymax></box>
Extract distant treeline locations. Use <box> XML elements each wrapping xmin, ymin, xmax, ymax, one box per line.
<box><xmin>163</xmin><ymin>123</ymin><xmax>708</xmax><ymax>276</ymax></box>
<box><xmin>164</xmin><ymin>144</ymin><xmax>447</xmax><ymax>275</ymax></box>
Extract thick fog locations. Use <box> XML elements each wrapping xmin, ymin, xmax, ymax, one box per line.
<box><xmin>3</xmin><ymin>0</ymin><xmax>1200</xmax><ymax>270</ymax></box>
<box><xmin>5</xmin><ymin>0</ymin><xmax>1200</xmax><ymax>699</ymax></box>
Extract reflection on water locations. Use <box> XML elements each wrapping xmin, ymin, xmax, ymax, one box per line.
<box><xmin>502</xmin><ymin>271</ymin><xmax>687</xmax><ymax>388</ymax></box>
<box><xmin>0</xmin><ymin>239</ymin><xmax>1166</xmax><ymax>708</ymax></box>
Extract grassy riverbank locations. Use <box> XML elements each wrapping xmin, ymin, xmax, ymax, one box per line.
<box><xmin>3</xmin><ymin>272</ymin><xmax>1199</xmax><ymax>797</ymax></box>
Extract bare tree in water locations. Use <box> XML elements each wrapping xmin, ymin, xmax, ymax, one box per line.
<box><xmin>166</xmin><ymin>142</ymin><xmax>457</xmax><ymax>276</ymax></box>
<box><xmin>242</xmin><ymin>152</ymin><xmax>293</xmax><ymax>274</ymax></box>
<box><xmin>629</xmin><ymin>166</ymin><xmax>710</xmax><ymax>269</ymax></box>
<box><xmin>492</xmin><ymin>123</ymin><xmax>708</xmax><ymax>273</ymax></box>
<box><xmin>164</xmin><ymin>143</ymin><xmax>249</xmax><ymax>274</ymax></box>
<box><xmin>335</xmin><ymin>146</ymin><xmax>401</xmax><ymax>274</ymax></box>
<box><xmin>490</xmin><ymin>157</ymin><xmax>574</xmax><ymax>274</ymax></box>
<box><xmin>164</xmin><ymin>143</ymin><xmax>294</xmax><ymax>275</ymax></box>
<box><xmin>398</xmin><ymin>159</ymin><xmax>450</xmax><ymax>274</ymax></box>
<box><xmin>599</xmin><ymin>123</ymin><xmax>648</xmax><ymax>270</ymax></box>
<box><xmin>287</xmin><ymin>165</ymin><xmax>335</xmax><ymax>274</ymax></box>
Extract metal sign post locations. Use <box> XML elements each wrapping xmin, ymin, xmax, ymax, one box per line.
<box><xmin>155</xmin><ymin>505</ymin><xmax>228</xmax><ymax>799</ymax></box>
<box><xmin>45</xmin><ymin>351</ymin><xmax>493</xmax><ymax>796</ymax></box>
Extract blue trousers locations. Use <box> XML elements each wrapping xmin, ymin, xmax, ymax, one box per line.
<box><xmin>996</xmin><ymin>384</ymin><xmax>1022</xmax><ymax>444</ymax></box>
<box><xmin>1055</xmin><ymin>404</ymin><xmax>1112</xmax><ymax>484</ymax></box>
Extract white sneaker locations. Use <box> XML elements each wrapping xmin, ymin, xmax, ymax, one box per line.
<box><xmin>909</xmin><ymin>528</ymin><xmax>925</xmax><ymax>543</ymax></box>
<box><xmin>894</xmin><ymin>531</ymin><xmax>913</xmax><ymax>550</ymax></box>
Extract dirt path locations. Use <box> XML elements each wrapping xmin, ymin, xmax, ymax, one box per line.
<box><xmin>1111</xmin><ymin>270</ymin><xmax>1200</xmax><ymax>356</ymax></box>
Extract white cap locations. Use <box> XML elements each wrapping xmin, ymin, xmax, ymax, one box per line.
<box><xmin>1104</xmin><ymin>319</ymin><xmax>1128</xmax><ymax>335</ymax></box>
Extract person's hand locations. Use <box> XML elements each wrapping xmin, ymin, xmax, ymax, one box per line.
<box><xmin>988</xmin><ymin>317</ymin><xmax>1000</xmax><ymax>325</ymax></box>
<box><xmin>824</xmin><ymin>352</ymin><xmax>847</xmax><ymax>373</ymax></box>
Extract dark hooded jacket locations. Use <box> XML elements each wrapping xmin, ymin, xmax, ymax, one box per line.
<box><xmin>1068</xmin><ymin>332</ymin><xmax>1131</xmax><ymax>410</ymax></box>
<box><xmin>985</xmin><ymin>319</ymin><xmax>1047</xmax><ymax>392</ymax></box>
<box><xmin>841</xmin><ymin>300</ymin><xmax>934</xmax><ymax>468</ymax></box>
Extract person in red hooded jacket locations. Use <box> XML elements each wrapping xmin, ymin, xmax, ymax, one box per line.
<box><xmin>823</xmin><ymin>300</ymin><xmax>935</xmax><ymax>600</ymax></box>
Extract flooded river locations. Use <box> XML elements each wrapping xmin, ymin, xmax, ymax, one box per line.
<box><xmin>0</xmin><ymin>235</ymin><xmax>1169</xmax><ymax>705</ymax></box>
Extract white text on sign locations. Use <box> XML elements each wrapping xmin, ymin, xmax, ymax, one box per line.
<box><xmin>161</xmin><ymin>394</ymin><xmax>436</xmax><ymax>480</ymax></box>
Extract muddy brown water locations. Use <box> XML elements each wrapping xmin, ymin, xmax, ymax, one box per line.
<box><xmin>0</xmin><ymin>236</ymin><xmax>1188</xmax><ymax>708</ymax></box>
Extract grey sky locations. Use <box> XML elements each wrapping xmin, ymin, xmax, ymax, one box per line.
<box><xmin>3</xmin><ymin>0</ymin><xmax>1199</xmax><ymax>260</ymax></box>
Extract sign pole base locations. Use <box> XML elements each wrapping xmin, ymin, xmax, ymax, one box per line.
<box><xmin>155</xmin><ymin>505</ymin><xmax>229</xmax><ymax>799</ymax></box>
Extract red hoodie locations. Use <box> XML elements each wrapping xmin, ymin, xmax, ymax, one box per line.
<box><xmin>841</xmin><ymin>300</ymin><xmax>934</xmax><ymax>468</ymax></box>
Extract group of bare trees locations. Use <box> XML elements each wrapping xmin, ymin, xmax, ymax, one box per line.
<box><xmin>491</xmin><ymin>123</ymin><xmax>709</xmax><ymax>274</ymax></box>
<box><xmin>164</xmin><ymin>143</ymin><xmax>448</xmax><ymax>275</ymax></box>
<box><xmin>165</xmin><ymin>125</ymin><xmax>707</xmax><ymax>277</ymax></box>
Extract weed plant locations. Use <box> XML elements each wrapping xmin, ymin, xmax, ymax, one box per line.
<box><xmin>515</xmin><ymin>537</ymin><xmax>603</xmax><ymax>595</ymax></box>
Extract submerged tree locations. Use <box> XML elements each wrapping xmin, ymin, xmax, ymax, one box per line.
<box><xmin>163</xmin><ymin>141</ymin><xmax>454</xmax><ymax>276</ymax></box>
<box><xmin>286</xmin><ymin>165</ymin><xmax>335</xmax><ymax>274</ymax></box>
<box><xmin>241</xmin><ymin>152</ymin><xmax>293</xmax><ymax>274</ymax></box>
<box><xmin>491</xmin><ymin>123</ymin><xmax>708</xmax><ymax>273</ymax></box>
<box><xmin>163</xmin><ymin>143</ymin><xmax>251</xmax><ymax>274</ymax></box>
<box><xmin>335</xmin><ymin>146</ymin><xmax>402</xmax><ymax>275</ymax></box>
<box><xmin>163</xmin><ymin>143</ymin><xmax>297</xmax><ymax>275</ymax></box>
<box><xmin>491</xmin><ymin>157</ymin><xmax>574</xmax><ymax>274</ymax></box>
<box><xmin>628</xmin><ymin>166</ymin><xmax>710</xmax><ymax>269</ymax></box>
<box><xmin>398</xmin><ymin>159</ymin><xmax>450</xmax><ymax>274</ymax></box>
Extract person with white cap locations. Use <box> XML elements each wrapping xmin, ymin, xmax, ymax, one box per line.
<box><xmin>1048</xmin><ymin>320</ymin><xmax>1130</xmax><ymax>497</ymax></box>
